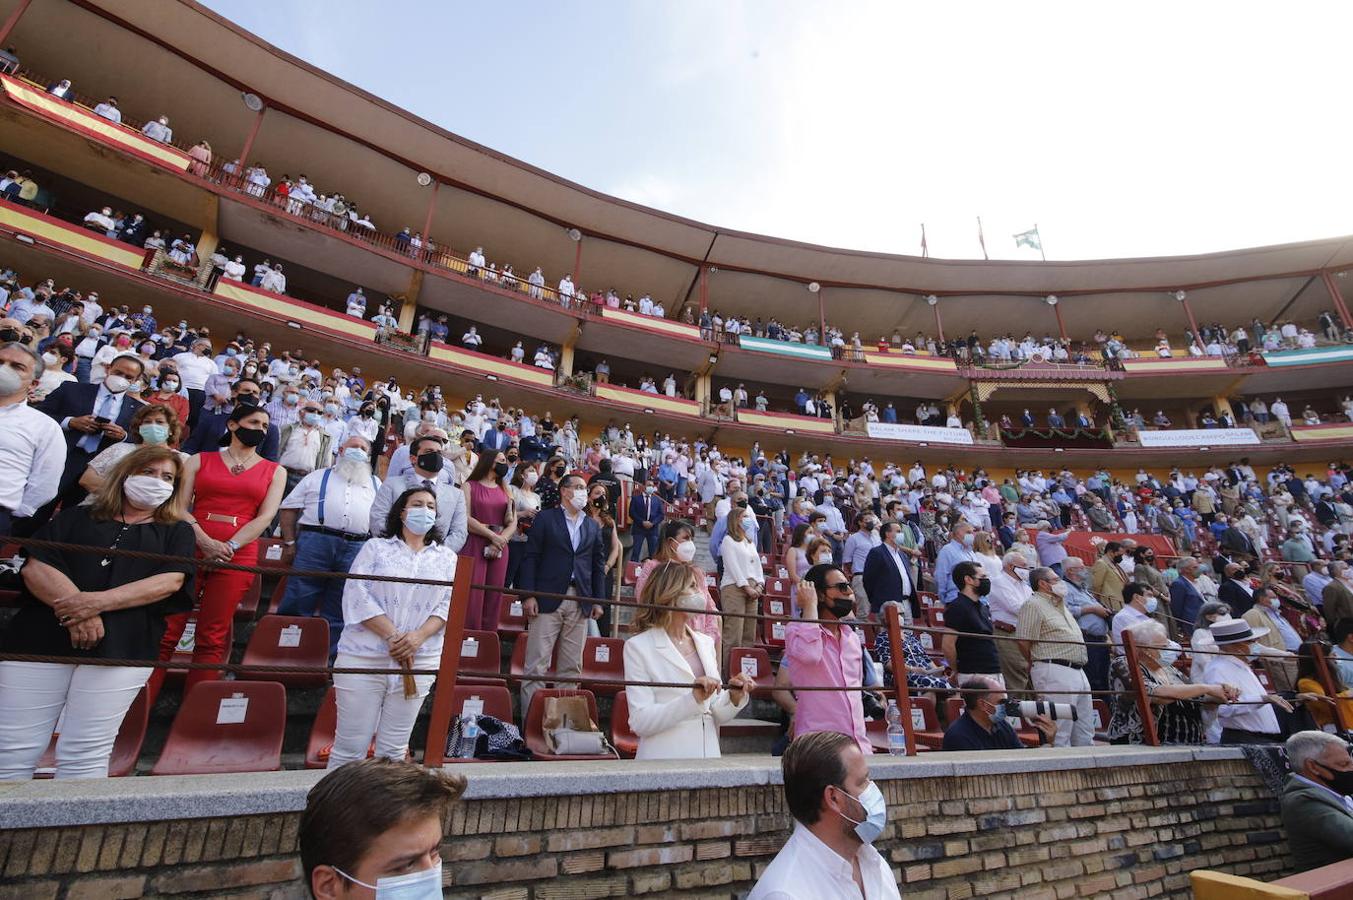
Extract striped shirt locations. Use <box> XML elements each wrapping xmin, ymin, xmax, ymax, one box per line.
<box><xmin>1014</xmin><ymin>591</ymin><xmax>1088</xmax><ymax>665</ymax></box>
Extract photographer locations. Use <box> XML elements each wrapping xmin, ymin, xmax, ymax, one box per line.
<box><xmin>942</xmin><ymin>675</ymin><xmax>1056</xmax><ymax>750</ymax></box>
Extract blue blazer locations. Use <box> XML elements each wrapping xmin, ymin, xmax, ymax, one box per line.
<box><xmin>182</xmin><ymin>409</ymin><xmax>281</xmax><ymax>461</ymax></box>
<box><xmin>39</xmin><ymin>382</ymin><xmax>143</xmax><ymax>486</ymax></box>
<box><xmin>628</xmin><ymin>492</ymin><xmax>664</xmax><ymax>533</ymax></box>
<box><xmin>518</xmin><ymin>507</ymin><xmax>607</xmax><ymax>614</ymax></box>
<box><xmin>1169</xmin><ymin>577</ymin><xmax>1204</xmax><ymax>635</ymax></box>
<box><xmin>862</xmin><ymin>543</ymin><xmax>915</xmax><ymax>614</ymax></box>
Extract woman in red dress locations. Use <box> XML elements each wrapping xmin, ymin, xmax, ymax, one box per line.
<box><xmin>460</xmin><ymin>449</ymin><xmax>516</xmax><ymax>631</ymax></box>
<box><xmin>147</xmin><ymin>404</ymin><xmax>286</xmax><ymax>704</ymax></box>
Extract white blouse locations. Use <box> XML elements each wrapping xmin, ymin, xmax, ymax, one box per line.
<box><xmin>338</xmin><ymin>536</ymin><xmax>455</xmax><ymax>658</ymax></box>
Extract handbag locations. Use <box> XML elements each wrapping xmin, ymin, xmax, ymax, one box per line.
<box><xmin>445</xmin><ymin>713</ymin><xmax>533</xmax><ymax>761</ymax></box>
<box><xmin>543</xmin><ymin>695</ymin><xmax>617</xmax><ymax>757</ymax></box>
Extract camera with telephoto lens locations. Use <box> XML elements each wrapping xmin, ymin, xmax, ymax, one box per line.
<box><xmin>1002</xmin><ymin>700</ymin><xmax>1077</xmax><ymax>721</ymax></box>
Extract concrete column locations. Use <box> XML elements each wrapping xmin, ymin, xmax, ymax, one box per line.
<box><xmin>695</xmin><ymin>373</ymin><xmax>711</xmax><ymax>414</ymax></box>
<box><xmin>559</xmin><ymin>338</ymin><xmax>576</xmax><ymax>379</ymax></box>
<box><xmin>1212</xmin><ymin>395</ymin><xmax>1235</xmax><ymax>421</ymax></box>
<box><xmin>397</xmin><ymin>270</ymin><xmax>423</xmax><ymax>332</ymax></box>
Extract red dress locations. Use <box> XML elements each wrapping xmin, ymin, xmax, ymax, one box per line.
<box><xmin>149</xmin><ymin>451</ymin><xmax>279</xmax><ymax>702</ymax></box>
<box><xmin>460</xmin><ymin>480</ymin><xmax>511</xmax><ymax>632</ymax></box>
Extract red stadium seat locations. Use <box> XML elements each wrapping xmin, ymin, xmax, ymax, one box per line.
<box><xmin>265</xmin><ymin>575</ymin><xmax>289</xmax><ymax>615</ymax></box>
<box><xmin>924</xmin><ymin>606</ymin><xmax>946</xmax><ymax>628</ymax></box>
<box><xmin>729</xmin><ymin>647</ymin><xmax>773</xmax><ymax>693</ymax></box>
<box><xmin>239</xmin><ymin>615</ymin><xmax>330</xmax><ymax>688</ymax></box>
<box><xmin>764</xmin><ymin>577</ymin><xmax>790</xmax><ymax>598</ymax></box>
<box><xmin>233</xmin><ymin>573</ymin><xmax>263</xmax><ymax>622</ymax></box>
<box><xmin>510</xmin><ymin>637</ymin><xmax>559</xmax><ymax>683</ymax></box>
<box><xmin>255</xmin><ymin>539</ymin><xmax>290</xmax><ymax>571</ymax></box>
<box><xmin>523</xmin><ymin>689</ymin><xmax>613</xmax><ymax>760</ymax></box>
<box><xmin>760</xmin><ymin>596</ymin><xmax>787</xmax><ymax>650</ymax></box>
<box><xmin>610</xmin><ymin>690</ymin><xmax>639</xmax><ymax>758</ymax></box>
<box><xmin>454</xmin><ymin>629</ymin><xmax>505</xmax><ymax>685</ymax></box>
<box><xmin>622</xmin><ymin>561</ymin><xmax>642</xmax><ymax>586</ymax></box>
<box><xmin>581</xmin><ymin>637</ymin><xmax>625</xmax><ymax>697</ymax></box>
<box><xmin>498</xmin><ymin>596</ymin><xmax>528</xmax><ymax>637</ymax></box>
<box><xmin>305</xmin><ymin>686</ymin><xmax>339</xmax><ymax>769</ymax></box>
<box><xmin>151</xmin><ymin>681</ymin><xmax>286</xmax><ymax>775</ymax></box>
<box><xmin>442</xmin><ymin>685</ymin><xmax>517</xmax><ymax>763</ymax></box>
<box><xmin>33</xmin><ymin>686</ymin><xmax>149</xmax><ymax>779</ymax></box>
<box><xmin>1092</xmin><ymin>699</ymin><xmax>1111</xmax><ymax>741</ymax></box>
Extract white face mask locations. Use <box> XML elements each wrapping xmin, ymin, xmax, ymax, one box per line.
<box><xmin>124</xmin><ymin>474</ymin><xmax>174</xmax><ymax>509</ymax></box>
<box><xmin>675</xmin><ymin>540</ymin><xmax>697</xmax><ymax>562</ymax></box>
<box><xmin>335</xmin><ymin>862</ymin><xmax>443</xmax><ymax>899</ymax></box>
<box><xmin>676</xmin><ymin>591</ymin><xmax>708</xmax><ymax>613</ymax></box>
<box><xmin>105</xmin><ymin>374</ymin><xmax>132</xmax><ymax>394</ymax></box>
<box><xmin>524</xmin><ymin>470</ymin><xmax>539</xmax><ymax>487</ymax></box>
<box><xmin>567</xmin><ymin>490</ymin><xmax>588</xmax><ymax>512</ymax></box>
<box><xmin>0</xmin><ymin>365</ymin><xmax>22</xmax><ymax>397</ymax></box>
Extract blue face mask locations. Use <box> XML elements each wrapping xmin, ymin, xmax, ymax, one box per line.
<box><xmin>404</xmin><ymin>506</ymin><xmax>437</xmax><ymax>535</ymax></box>
<box><xmin>342</xmin><ymin>447</ymin><xmax>367</xmax><ymax>463</ymax></box>
<box><xmin>335</xmin><ymin>862</ymin><xmax>443</xmax><ymax>899</ymax></box>
<box><xmin>1158</xmin><ymin>641</ymin><xmax>1181</xmax><ymax>668</ymax></box>
<box><xmin>324</xmin><ymin>403</ymin><xmax>339</xmax><ymax>416</ymax></box>
<box><xmin>985</xmin><ymin>698</ymin><xmax>1008</xmax><ymax>727</ymax></box>
<box><xmin>1144</xmin><ymin>597</ymin><xmax>1159</xmax><ymax>615</ymax></box>
<box><xmin>138</xmin><ymin>423</ymin><xmax>169</xmax><ymax>445</ymax></box>
<box><xmin>835</xmin><ymin>782</ymin><xmax>887</xmax><ymax>844</ymax></box>
<box><xmin>302</xmin><ymin>412</ymin><xmax>320</xmax><ymax>427</ymax></box>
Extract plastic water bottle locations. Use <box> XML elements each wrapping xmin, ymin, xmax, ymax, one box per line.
<box><xmin>886</xmin><ymin>701</ymin><xmax>906</xmax><ymax>756</ymax></box>
<box><xmin>456</xmin><ymin>713</ymin><xmax>481</xmax><ymax>759</ymax></box>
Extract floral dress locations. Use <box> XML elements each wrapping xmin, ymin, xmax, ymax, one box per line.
<box><xmin>873</xmin><ymin>630</ymin><xmax>950</xmax><ymax>691</ymax></box>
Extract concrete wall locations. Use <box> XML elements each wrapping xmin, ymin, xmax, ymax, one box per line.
<box><xmin>0</xmin><ymin>747</ymin><xmax>1292</xmax><ymax>899</ymax></box>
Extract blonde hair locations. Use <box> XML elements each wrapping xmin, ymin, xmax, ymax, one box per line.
<box><xmin>805</xmin><ymin>536</ymin><xmax>833</xmax><ymax>564</ymax></box>
<box><xmin>88</xmin><ymin>445</ymin><xmax>187</xmax><ymax>524</ymax></box>
<box><xmin>973</xmin><ymin>531</ymin><xmax>995</xmax><ymax>556</ymax></box>
<box><xmin>632</xmin><ymin>560</ymin><xmax>703</xmax><ymax>633</ymax></box>
<box><xmin>726</xmin><ymin>505</ymin><xmax>748</xmax><ymax>543</ymax></box>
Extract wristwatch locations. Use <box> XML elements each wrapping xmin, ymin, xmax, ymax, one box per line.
<box><xmin>226</xmin><ymin>539</ymin><xmax>240</xmax><ymax>553</ymax></box>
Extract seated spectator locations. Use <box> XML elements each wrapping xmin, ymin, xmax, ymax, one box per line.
<box><xmin>0</xmin><ymin>446</ymin><xmax>194</xmax><ymax>779</ymax></box>
<box><xmin>747</xmin><ymin>731</ymin><xmax>899</xmax><ymax>900</ymax></box>
<box><xmin>300</xmin><ymin>758</ymin><xmax>465</xmax><ymax>897</ymax></box>
<box><xmin>1281</xmin><ymin>731</ymin><xmax>1353</xmax><ymax>873</ymax></box>
<box><xmin>941</xmin><ymin>675</ymin><xmax>1055</xmax><ymax>750</ymax></box>
<box><xmin>330</xmin><ymin>486</ymin><xmax>452</xmax><ymax>768</ymax></box>
<box><xmin>623</xmin><ymin>559</ymin><xmax>752</xmax><ymax>759</ymax></box>
<box><xmin>1294</xmin><ymin>639</ymin><xmax>1353</xmax><ymax>732</ymax></box>
<box><xmin>1107</xmin><ymin>619</ymin><xmax>1233</xmax><ymax>745</ymax></box>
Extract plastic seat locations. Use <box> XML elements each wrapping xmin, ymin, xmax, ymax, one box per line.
<box><xmin>498</xmin><ymin>596</ymin><xmax>528</xmax><ymax>637</ymax></box>
<box><xmin>878</xmin><ymin>696</ymin><xmax>944</xmax><ymax>750</ymax></box>
<box><xmin>441</xmin><ymin>685</ymin><xmax>517</xmax><ymax>764</ymax></box>
<box><xmin>255</xmin><ymin>539</ymin><xmax>290</xmax><ymax>571</ymax></box>
<box><xmin>233</xmin><ymin>574</ymin><xmax>263</xmax><ymax>622</ymax></box>
<box><xmin>1092</xmin><ymin>699</ymin><xmax>1111</xmax><ymax>741</ymax></box>
<box><xmin>33</xmin><ymin>686</ymin><xmax>149</xmax><ymax>779</ymax></box>
<box><xmin>523</xmin><ymin>689</ymin><xmax>612</xmax><ymax>760</ymax></box>
<box><xmin>510</xmin><ymin>637</ymin><xmax>559</xmax><ymax>683</ymax></box>
<box><xmin>581</xmin><ymin>637</ymin><xmax>625</xmax><ymax>697</ymax></box>
<box><xmin>151</xmin><ymin>681</ymin><xmax>286</xmax><ymax>775</ymax></box>
<box><xmin>622</xmin><ymin>561</ymin><xmax>642</xmax><ymax>586</ymax></box>
<box><xmin>729</xmin><ymin>647</ymin><xmax>772</xmax><ymax>693</ymax></box>
<box><xmin>764</xmin><ymin>577</ymin><xmax>790</xmax><ymax>598</ymax></box>
<box><xmin>760</xmin><ymin>596</ymin><xmax>787</xmax><ymax>649</ymax></box>
<box><xmin>265</xmin><ymin>575</ymin><xmax>289</xmax><ymax>615</ymax></box>
<box><xmin>610</xmin><ymin>690</ymin><xmax>639</xmax><ymax>758</ymax></box>
<box><xmin>239</xmin><ymin>614</ymin><xmax>330</xmax><ymax>688</ymax></box>
<box><xmin>924</xmin><ymin>606</ymin><xmax>946</xmax><ymax>628</ymax></box>
<box><xmin>452</xmin><ymin>629</ymin><xmax>505</xmax><ymax>685</ymax></box>
<box><xmin>305</xmin><ymin>686</ymin><xmax>339</xmax><ymax>769</ymax></box>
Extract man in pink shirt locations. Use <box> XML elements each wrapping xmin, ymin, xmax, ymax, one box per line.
<box><xmin>786</xmin><ymin>564</ymin><xmax>871</xmax><ymax>755</ymax></box>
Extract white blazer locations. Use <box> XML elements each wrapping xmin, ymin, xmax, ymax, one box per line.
<box><xmin>623</xmin><ymin>626</ymin><xmax>748</xmax><ymax>760</ymax></box>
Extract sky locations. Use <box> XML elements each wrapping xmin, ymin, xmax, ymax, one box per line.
<box><xmin>201</xmin><ymin>1</ymin><xmax>1352</xmax><ymax>262</ymax></box>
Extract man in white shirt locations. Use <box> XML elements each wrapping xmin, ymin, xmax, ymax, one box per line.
<box><xmin>0</xmin><ymin>343</ymin><xmax>66</xmax><ymax>534</ymax></box>
<box><xmin>748</xmin><ymin>730</ymin><xmax>899</xmax><ymax>900</ymax></box>
<box><xmin>276</xmin><ymin>436</ymin><xmax>381</xmax><ymax>655</ymax></box>
<box><xmin>1109</xmin><ymin>584</ymin><xmax>1156</xmax><ymax>655</ymax></box>
<box><xmin>92</xmin><ymin>97</ymin><xmax>121</xmax><ymax>123</ymax></box>
<box><xmin>141</xmin><ymin>115</ymin><xmax>173</xmax><ymax>144</ymax></box>
<box><xmin>345</xmin><ymin>288</ymin><xmax>366</xmax><ymax>318</ymax></box>
<box><xmin>278</xmin><ymin>400</ymin><xmax>333</xmax><ymax>494</ymax></box>
<box><xmin>557</xmin><ymin>274</ymin><xmax>574</xmax><ymax>305</ymax></box>
<box><xmin>527</xmin><ymin>266</ymin><xmax>545</xmax><ymax>299</ymax></box>
<box><xmin>222</xmin><ymin>255</ymin><xmax>246</xmax><ymax>281</ymax></box>
<box><xmin>1202</xmin><ymin>619</ymin><xmax>1290</xmax><ymax>743</ymax></box>
<box><xmin>987</xmin><ymin>551</ymin><xmax>1033</xmax><ymax>694</ymax></box>
<box><xmin>461</xmin><ymin>327</ymin><xmax>483</xmax><ymax>349</ymax></box>
<box><xmin>467</xmin><ymin>246</ymin><xmax>486</xmax><ymax>278</ymax></box>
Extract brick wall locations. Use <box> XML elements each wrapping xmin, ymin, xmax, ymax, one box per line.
<box><xmin>0</xmin><ymin>757</ymin><xmax>1291</xmax><ymax>899</ymax></box>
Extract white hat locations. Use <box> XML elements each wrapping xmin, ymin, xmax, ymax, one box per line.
<box><xmin>1209</xmin><ymin>619</ymin><xmax>1268</xmax><ymax>645</ymax></box>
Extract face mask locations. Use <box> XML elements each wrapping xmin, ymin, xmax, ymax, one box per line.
<box><xmin>524</xmin><ymin>471</ymin><xmax>539</xmax><ymax>487</ymax></box>
<box><xmin>42</xmin><ymin>352</ymin><xmax>59</xmax><ymax>367</ymax></box>
<box><xmin>138</xmin><ymin>423</ymin><xmax>170</xmax><ymax>445</ymax></box>
<box><xmin>984</xmin><ymin>698</ymin><xmax>1008</xmax><ymax>726</ymax></box>
<box><xmin>301</xmin><ymin>412</ymin><xmax>320</xmax><ymax>427</ymax></box>
<box><xmin>414</xmin><ymin>450</ymin><xmax>445</xmax><ymax>473</ymax></box>
<box><xmin>1144</xmin><ymin>597</ymin><xmax>1159</xmax><ymax>614</ymax></box>
<box><xmin>677</xmin><ymin>591</ymin><xmax>708</xmax><ymax>613</ymax></box>
<box><xmin>1158</xmin><ymin>642</ymin><xmax>1181</xmax><ymax>668</ymax></box>
<box><xmin>1315</xmin><ymin>763</ymin><xmax>1353</xmax><ymax>797</ymax></box>
<box><xmin>1050</xmin><ymin>582</ymin><xmax>1068</xmax><ymax>599</ymax></box>
<box><xmin>835</xmin><ymin>782</ymin><xmax>887</xmax><ymax>844</ymax></box>
<box><xmin>404</xmin><ymin>506</ymin><xmax>437</xmax><ymax>535</ymax></box>
<box><xmin>675</xmin><ymin>540</ymin><xmax>697</xmax><ymax>562</ymax></box>
<box><xmin>236</xmin><ymin>393</ymin><xmax>259</xmax><ymax>407</ymax></box>
<box><xmin>962</xmin><ymin>533</ymin><xmax>975</xmax><ymax>547</ymax></box>
<box><xmin>324</xmin><ymin>403</ymin><xmax>339</xmax><ymax>415</ymax></box>
<box><xmin>123</xmin><ymin>474</ymin><xmax>173</xmax><ymax>509</ymax></box>
<box><xmin>568</xmin><ymin>490</ymin><xmax>589</xmax><ymax>512</ymax></box>
<box><xmin>336</xmin><ymin>862</ymin><xmax>443</xmax><ymax>899</ymax></box>
<box><xmin>493</xmin><ymin>462</ymin><xmax>510</xmax><ymax>480</ymax></box>
<box><xmin>233</xmin><ymin>425</ymin><xmax>267</xmax><ymax>448</ymax></box>
<box><xmin>338</xmin><ymin>447</ymin><xmax>367</xmax><ymax>464</ymax></box>
<box><xmin>975</xmin><ymin>577</ymin><xmax>991</xmax><ymax>597</ymax></box>
<box><xmin>105</xmin><ymin>374</ymin><xmax>131</xmax><ymax>394</ymax></box>
<box><xmin>735</xmin><ymin>499</ymin><xmax>749</xmax><ymax>509</ymax></box>
<box><xmin>645</xmin><ymin>485</ymin><xmax>656</xmax><ymax>494</ymax></box>
<box><xmin>815</xmin><ymin>522</ymin><xmax>828</xmax><ymax>533</ymax></box>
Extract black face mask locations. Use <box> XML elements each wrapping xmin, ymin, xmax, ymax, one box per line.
<box><xmin>553</xmin><ymin>465</ymin><xmax>566</xmax><ymax>477</ymax></box>
<box><xmin>826</xmin><ymin>595</ymin><xmax>854</xmax><ymax>619</ymax></box>
<box><xmin>417</xmin><ymin>450</ymin><xmax>444</xmax><ymax>473</ymax></box>
<box><xmin>1316</xmin><ymin>762</ymin><xmax>1353</xmax><ymax>797</ymax></box>
<box><xmin>234</xmin><ymin>426</ymin><xmax>266</xmax><ymax>448</ymax></box>
<box><xmin>735</xmin><ymin>499</ymin><xmax>749</xmax><ymax>509</ymax></box>
<box><xmin>236</xmin><ymin>393</ymin><xmax>259</xmax><ymax>407</ymax></box>
<box><xmin>493</xmin><ymin>462</ymin><xmax>510</xmax><ymax>480</ymax></box>
<box><xmin>0</xmin><ymin>327</ymin><xmax>22</xmax><ymax>344</ymax></box>
<box><xmin>975</xmin><ymin>577</ymin><xmax>992</xmax><ymax>597</ymax></box>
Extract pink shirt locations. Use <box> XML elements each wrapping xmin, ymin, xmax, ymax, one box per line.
<box><xmin>785</xmin><ymin>621</ymin><xmax>870</xmax><ymax>756</ymax></box>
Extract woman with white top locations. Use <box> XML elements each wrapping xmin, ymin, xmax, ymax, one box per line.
<box><xmin>719</xmin><ymin>498</ymin><xmax>763</xmax><ymax>669</ymax></box>
<box><xmin>972</xmin><ymin>531</ymin><xmax>1004</xmax><ymax>580</ymax></box>
<box><xmin>624</xmin><ymin>560</ymin><xmax>753</xmax><ymax>760</ymax></box>
<box><xmin>329</xmin><ymin>486</ymin><xmax>453</xmax><ymax>767</ymax></box>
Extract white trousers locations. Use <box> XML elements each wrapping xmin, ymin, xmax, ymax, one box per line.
<box><xmin>1029</xmin><ymin>661</ymin><xmax>1095</xmax><ymax>747</ymax></box>
<box><xmin>0</xmin><ymin>661</ymin><xmax>151</xmax><ymax>780</ymax></box>
<box><xmin>329</xmin><ymin>653</ymin><xmax>436</xmax><ymax>768</ymax></box>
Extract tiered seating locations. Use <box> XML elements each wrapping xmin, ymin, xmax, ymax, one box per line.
<box><xmin>238</xmin><ymin>614</ymin><xmax>330</xmax><ymax>688</ymax></box>
<box><xmin>151</xmin><ymin>681</ymin><xmax>286</xmax><ymax>775</ymax></box>
<box><xmin>581</xmin><ymin>637</ymin><xmax>625</xmax><ymax>697</ymax></box>
<box><xmin>455</xmin><ymin>629</ymin><xmax>506</xmax><ymax>685</ymax></box>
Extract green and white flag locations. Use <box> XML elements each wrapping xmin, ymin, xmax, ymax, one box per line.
<box><xmin>1013</xmin><ymin>227</ymin><xmax>1041</xmax><ymax>251</ymax></box>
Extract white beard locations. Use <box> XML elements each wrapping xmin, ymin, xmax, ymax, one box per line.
<box><xmin>334</xmin><ymin>457</ymin><xmax>372</xmax><ymax>484</ymax></box>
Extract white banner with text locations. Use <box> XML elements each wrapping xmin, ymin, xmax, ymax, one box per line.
<box><xmin>866</xmin><ymin>422</ymin><xmax>975</xmax><ymax>445</ymax></box>
<box><xmin>1136</xmin><ymin>428</ymin><xmax>1260</xmax><ymax>447</ymax></box>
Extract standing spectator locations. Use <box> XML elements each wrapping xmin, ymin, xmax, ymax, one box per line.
<box><xmin>328</xmin><ymin>486</ymin><xmax>453</xmax><ymax>767</ymax></box>
<box><xmin>628</xmin><ymin>481</ymin><xmax>664</xmax><ymax>562</ymax></box>
<box><xmin>988</xmin><ymin>550</ymin><xmax>1033</xmax><ymax>694</ymax></box>
<box><xmin>368</xmin><ymin>436</ymin><xmax>467</xmax><ymax>550</ymax></box>
<box><xmin>1016</xmin><ymin>566</ymin><xmax>1094</xmax><ymax>746</ymax></box>
<box><xmin>171</xmin><ymin>338</ymin><xmax>217</xmax><ymax>427</ymax></box>
<box><xmin>941</xmin><ymin>562</ymin><xmax>1002</xmax><ymax>684</ymax></box>
<box><xmin>623</xmin><ymin>560</ymin><xmax>752</xmax><ymax>759</ymax></box>
<box><xmin>0</xmin><ymin>446</ymin><xmax>194</xmax><ymax>779</ymax></box>
<box><xmin>144</xmin><ymin>368</ymin><xmax>190</xmax><ymax>426</ymax></box>
<box><xmin>459</xmin><ymin>450</ymin><xmax>516</xmax><ymax>633</ymax></box>
<box><xmin>586</xmin><ymin>481</ymin><xmax>623</xmax><ymax>637</ymax></box>
<box><xmin>0</xmin><ymin>342</ymin><xmax>65</xmax><ymax>536</ymax></box>
<box><xmin>933</xmin><ymin>521</ymin><xmax>976</xmax><ymax>604</ymax></box>
<box><xmin>77</xmin><ymin>403</ymin><xmax>182</xmax><ymax>497</ymax></box>
<box><xmin>147</xmin><ymin>404</ymin><xmax>286</xmax><ymax>705</ymax></box>
<box><xmin>505</xmin><ymin>464</ymin><xmax>542</xmax><ymax>593</ymax></box>
<box><xmin>92</xmin><ymin>97</ymin><xmax>121</xmax><ymax>123</ymax></box>
<box><xmin>844</xmin><ymin>514</ymin><xmax>881</xmax><ymax>615</ymax></box>
<box><xmin>747</xmin><ymin>731</ymin><xmax>898</xmax><ymax>900</ymax></box>
<box><xmin>1169</xmin><ymin>557</ymin><xmax>1207</xmax><ymax>636</ymax></box>
<box><xmin>1091</xmin><ymin>541</ymin><xmax>1129</xmax><ymax>613</ymax></box>
<box><xmin>860</xmin><ymin>521</ymin><xmax>915</xmax><ymax>620</ymax></box>
<box><xmin>718</xmin><ymin>502</ymin><xmax>763</xmax><ymax>669</ymax></box>
<box><xmin>276</xmin><ymin>437</ymin><xmax>380</xmax><ymax>656</ymax></box>
<box><xmin>141</xmin><ymin>115</ymin><xmax>173</xmax><ymax>144</ymax></box>
<box><xmin>785</xmin><ymin>566</ymin><xmax>870</xmax><ymax>755</ymax></box>
<box><xmin>182</xmin><ymin>378</ymin><xmax>281</xmax><ymax>461</ymax></box>
<box><xmin>277</xmin><ymin>400</ymin><xmax>333</xmax><ymax>495</ymax></box>
<box><xmin>1033</xmin><ymin>520</ymin><xmax>1070</xmax><ymax>574</ymax></box>
<box><xmin>1061</xmin><ymin>557</ymin><xmax>1111</xmax><ymax>693</ymax></box>
<box><xmin>516</xmin><ymin>474</ymin><xmax>606</xmax><ymax>712</ymax></box>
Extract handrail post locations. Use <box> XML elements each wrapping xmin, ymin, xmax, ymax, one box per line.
<box><xmin>422</xmin><ymin>554</ymin><xmax>475</xmax><ymax>767</ymax></box>
<box><xmin>883</xmin><ymin>603</ymin><xmax>917</xmax><ymax>756</ymax></box>
<box><xmin>1121</xmin><ymin>630</ymin><xmax>1159</xmax><ymax>746</ymax></box>
<box><xmin>1312</xmin><ymin>643</ymin><xmax>1353</xmax><ymax>732</ymax></box>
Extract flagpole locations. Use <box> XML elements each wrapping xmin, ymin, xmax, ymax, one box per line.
<box><xmin>920</xmin><ymin>223</ymin><xmax>928</xmax><ymax>259</ymax></box>
<box><xmin>1035</xmin><ymin>223</ymin><xmax>1046</xmax><ymax>262</ymax></box>
<box><xmin>977</xmin><ymin>216</ymin><xmax>988</xmax><ymax>260</ymax></box>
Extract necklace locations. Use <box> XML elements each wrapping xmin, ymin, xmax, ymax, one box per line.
<box><xmin>101</xmin><ymin>515</ymin><xmax>140</xmax><ymax>566</ymax></box>
<box><xmin>224</xmin><ymin>447</ymin><xmax>254</xmax><ymax>475</ymax></box>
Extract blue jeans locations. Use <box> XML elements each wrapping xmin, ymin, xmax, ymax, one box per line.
<box><xmin>278</xmin><ymin>531</ymin><xmax>365</xmax><ymax>656</ymax></box>
<box><xmin>631</xmin><ymin>527</ymin><xmax>659</xmax><ymax>562</ymax></box>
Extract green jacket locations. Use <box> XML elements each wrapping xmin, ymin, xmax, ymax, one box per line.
<box><xmin>1280</xmin><ymin>774</ymin><xmax>1353</xmax><ymax>872</ymax></box>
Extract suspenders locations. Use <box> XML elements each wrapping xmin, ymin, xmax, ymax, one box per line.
<box><xmin>316</xmin><ymin>468</ymin><xmax>378</xmax><ymax>531</ymax></box>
